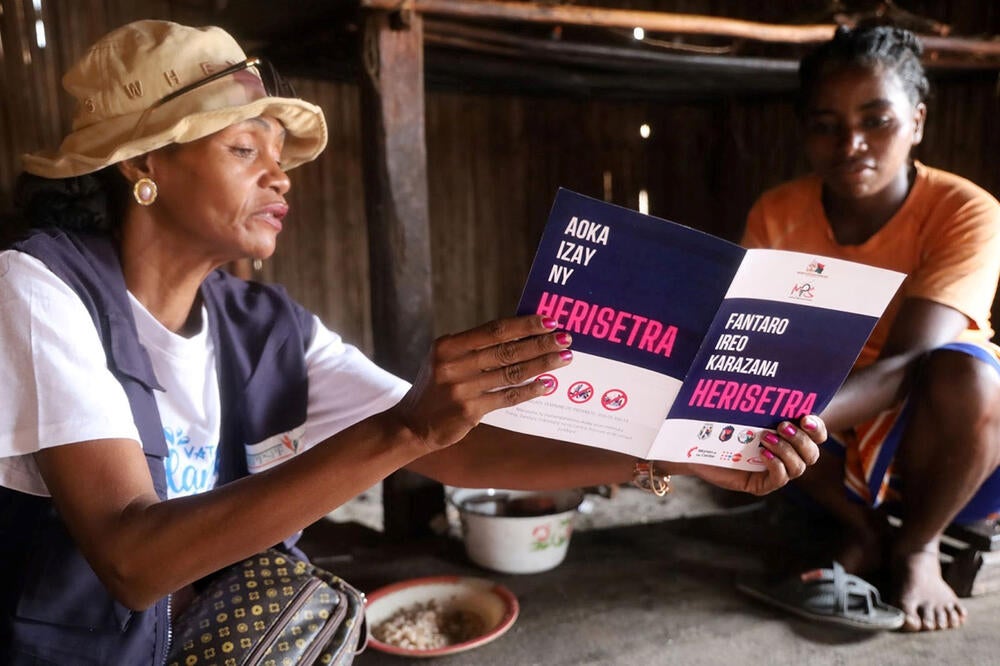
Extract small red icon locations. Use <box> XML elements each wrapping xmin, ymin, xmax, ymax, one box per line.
<box><xmin>536</xmin><ymin>374</ymin><xmax>558</xmax><ymax>396</ymax></box>
<box><xmin>567</xmin><ymin>381</ymin><xmax>594</xmax><ymax>404</ymax></box>
<box><xmin>601</xmin><ymin>389</ymin><xmax>628</xmax><ymax>411</ymax></box>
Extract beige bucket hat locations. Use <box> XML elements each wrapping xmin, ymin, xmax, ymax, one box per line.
<box><xmin>22</xmin><ymin>20</ymin><xmax>327</xmax><ymax>178</ymax></box>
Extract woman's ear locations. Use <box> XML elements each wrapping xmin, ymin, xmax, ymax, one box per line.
<box><xmin>911</xmin><ymin>102</ymin><xmax>927</xmax><ymax>146</ymax></box>
<box><xmin>117</xmin><ymin>155</ymin><xmax>153</xmax><ymax>184</ymax></box>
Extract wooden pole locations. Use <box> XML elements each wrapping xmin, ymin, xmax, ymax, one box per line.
<box><xmin>358</xmin><ymin>8</ymin><xmax>444</xmax><ymax>539</ymax></box>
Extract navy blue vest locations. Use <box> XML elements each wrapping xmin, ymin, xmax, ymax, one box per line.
<box><xmin>0</xmin><ymin>228</ymin><xmax>315</xmax><ymax>664</ymax></box>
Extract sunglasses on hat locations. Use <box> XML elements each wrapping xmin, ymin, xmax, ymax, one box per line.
<box><xmin>130</xmin><ymin>57</ymin><xmax>295</xmax><ymax>140</ymax></box>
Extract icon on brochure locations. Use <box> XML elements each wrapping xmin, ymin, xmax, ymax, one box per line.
<box><xmin>698</xmin><ymin>423</ymin><xmax>713</xmax><ymax>440</ymax></box>
<box><xmin>806</xmin><ymin>260</ymin><xmax>825</xmax><ymax>274</ymax></box>
<box><xmin>601</xmin><ymin>389</ymin><xmax>627</xmax><ymax>411</ymax></box>
<box><xmin>567</xmin><ymin>381</ymin><xmax>594</xmax><ymax>404</ymax></box>
<box><xmin>737</xmin><ymin>429</ymin><xmax>755</xmax><ymax>444</ymax></box>
<box><xmin>718</xmin><ymin>425</ymin><xmax>735</xmax><ymax>442</ymax></box>
<box><xmin>537</xmin><ymin>374</ymin><xmax>558</xmax><ymax>396</ymax></box>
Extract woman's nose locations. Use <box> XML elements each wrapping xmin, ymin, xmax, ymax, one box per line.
<box><xmin>264</xmin><ymin>159</ymin><xmax>291</xmax><ymax>195</ymax></box>
<box><xmin>838</xmin><ymin>128</ymin><xmax>868</xmax><ymax>156</ymax></box>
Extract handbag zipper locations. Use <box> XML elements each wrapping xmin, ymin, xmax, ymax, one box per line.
<box><xmin>297</xmin><ymin>590</ymin><xmax>350</xmax><ymax>665</ymax></box>
<box><xmin>243</xmin><ymin>577</ymin><xmax>329</xmax><ymax>665</ymax></box>
<box><xmin>162</xmin><ymin>591</ymin><xmax>173</xmax><ymax>666</ymax></box>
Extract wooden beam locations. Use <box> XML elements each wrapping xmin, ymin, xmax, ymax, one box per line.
<box><xmin>362</xmin><ymin>0</ymin><xmax>1000</xmax><ymax>57</ymax></box>
<box><xmin>363</xmin><ymin>0</ymin><xmax>837</xmax><ymax>44</ymax></box>
<box><xmin>424</xmin><ymin>19</ymin><xmax>798</xmax><ymax>74</ymax></box>
<box><xmin>418</xmin><ymin>19</ymin><xmax>996</xmax><ymax>99</ymax></box>
<box><xmin>358</xmin><ymin>9</ymin><xmax>444</xmax><ymax>540</ymax></box>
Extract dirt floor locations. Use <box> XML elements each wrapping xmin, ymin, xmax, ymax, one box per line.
<box><xmin>305</xmin><ymin>478</ymin><xmax>1000</xmax><ymax>666</ymax></box>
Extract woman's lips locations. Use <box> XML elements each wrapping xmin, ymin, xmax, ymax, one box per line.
<box><xmin>834</xmin><ymin>160</ymin><xmax>875</xmax><ymax>176</ymax></box>
<box><xmin>829</xmin><ymin>160</ymin><xmax>876</xmax><ymax>185</ymax></box>
<box><xmin>256</xmin><ymin>203</ymin><xmax>289</xmax><ymax>231</ymax></box>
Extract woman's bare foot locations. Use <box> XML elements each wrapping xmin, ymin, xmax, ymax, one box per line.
<box><xmin>892</xmin><ymin>549</ymin><xmax>968</xmax><ymax>631</ymax></box>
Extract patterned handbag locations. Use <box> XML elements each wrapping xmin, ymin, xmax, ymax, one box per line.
<box><xmin>166</xmin><ymin>548</ymin><xmax>367</xmax><ymax>666</ymax></box>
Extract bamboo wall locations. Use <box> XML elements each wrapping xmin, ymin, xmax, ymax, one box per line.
<box><xmin>1</xmin><ymin>1</ymin><xmax>998</xmax><ymax>356</ymax></box>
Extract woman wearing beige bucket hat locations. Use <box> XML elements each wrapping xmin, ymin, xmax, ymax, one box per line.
<box><xmin>0</xmin><ymin>20</ymin><xmax>825</xmax><ymax>664</ymax></box>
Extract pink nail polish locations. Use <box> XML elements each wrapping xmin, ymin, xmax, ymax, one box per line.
<box><xmin>762</xmin><ymin>449</ymin><xmax>775</xmax><ymax>461</ymax></box>
<box><xmin>538</xmin><ymin>377</ymin><xmax>556</xmax><ymax>390</ymax></box>
<box><xmin>559</xmin><ymin>350</ymin><xmax>573</xmax><ymax>362</ymax></box>
<box><xmin>781</xmin><ymin>424</ymin><xmax>797</xmax><ymax>437</ymax></box>
<box><xmin>762</xmin><ymin>432</ymin><xmax>779</xmax><ymax>446</ymax></box>
<box><xmin>542</xmin><ymin>317</ymin><xmax>558</xmax><ymax>329</ymax></box>
<box><xmin>802</xmin><ymin>416</ymin><xmax>817</xmax><ymax>431</ymax></box>
<box><xmin>555</xmin><ymin>332</ymin><xmax>571</xmax><ymax>346</ymax></box>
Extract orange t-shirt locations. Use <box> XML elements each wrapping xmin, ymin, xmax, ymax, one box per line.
<box><xmin>742</xmin><ymin>162</ymin><xmax>1000</xmax><ymax>368</ymax></box>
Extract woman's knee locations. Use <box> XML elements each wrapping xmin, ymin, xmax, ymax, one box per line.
<box><xmin>912</xmin><ymin>348</ymin><xmax>1000</xmax><ymax>441</ymax></box>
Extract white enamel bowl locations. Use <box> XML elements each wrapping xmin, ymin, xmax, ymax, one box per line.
<box><xmin>449</xmin><ymin>487</ymin><xmax>585</xmax><ymax>574</ymax></box>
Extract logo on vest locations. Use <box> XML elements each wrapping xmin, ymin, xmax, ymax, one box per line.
<box><xmin>246</xmin><ymin>424</ymin><xmax>306</xmax><ymax>473</ymax></box>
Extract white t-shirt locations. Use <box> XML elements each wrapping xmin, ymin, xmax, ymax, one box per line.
<box><xmin>0</xmin><ymin>250</ymin><xmax>410</xmax><ymax>498</ymax></box>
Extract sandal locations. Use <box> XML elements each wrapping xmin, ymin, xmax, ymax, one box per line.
<box><xmin>738</xmin><ymin>561</ymin><xmax>905</xmax><ymax>631</ymax></box>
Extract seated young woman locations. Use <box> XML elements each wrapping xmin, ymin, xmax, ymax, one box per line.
<box><xmin>742</xmin><ymin>24</ymin><xmax>1000</xmax><ymax>632</ymax></box>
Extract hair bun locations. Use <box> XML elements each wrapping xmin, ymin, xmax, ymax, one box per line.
<box><xmin>15</xmin><ymin>172</ymin><xmax>112</xmax><ymax>232</ymax></box>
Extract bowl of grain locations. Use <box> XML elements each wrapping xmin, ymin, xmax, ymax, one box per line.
<box><xmin>450</xmin><ymin>487</ymin><xmax>584</xmax><ymax>574</ymax></box>
<box><xmin>366</xmin><ymin>576</ymin><xmax>518</xmax><ymax>657</ymax></box>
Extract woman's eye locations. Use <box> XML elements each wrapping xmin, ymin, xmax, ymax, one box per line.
<box><xmin>807</xmin><ymin>120</ymin><xmax>838</xmax><ymax>136</ymax></box>
<box><xmin>862</xmin><ymin>116</ymin><xmax>892</xmax><ymax>130</ymax></box>
<box><xmin>230</xmin><ymin>145</ymin><xmax>256</xmax><ymax>158</ymax></box>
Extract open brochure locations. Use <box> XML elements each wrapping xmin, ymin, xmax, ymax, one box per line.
<box><xmin>482</xmin><ymin>188</ymin><xmax>905</xmax><ymax>470</ymax></box>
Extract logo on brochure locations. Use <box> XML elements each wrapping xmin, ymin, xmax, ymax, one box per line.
<box><xmin>567</xmin><ymin>381</ymin><xmax>594</xmax><ymax>404</ymax></box>
<box><xmin>719</xmin><ymin>451</ymin><xmax>743</xmax><ymax>463</ymax></box>
<box><xmin>789</xmin><ymin>282</ymin><xmax>816</xmax><ymax>300</ymax></box>
<box><xmin>687</xmin><ymin>446</ymin><xmax>718</xmax><ymax>460</ymax></box>
<box><xmin>698</xmin><ymin>423</ymin><xmax>714</xmax><ymax>440</ymax></box>
<box><xmin>737</xmin><ymin>429</ymin><xmax>756</xmax><ymax>444</ymax></box>
<box><xmin>719</xmin><ymin>425</ymin><xmax>735</xmax><ymax>442</ymax></box>
<box><xmin>797</xmin><ymin>258</ymin><xmax>829</xmax><ymax>279</ymax></box>
<box><xmin>537</xmin><ymin>374</ymin><xmax>558</xmax><ymax>396</ymax></box>
<box><xmin>601</xmin><ymin>389</ymin><xmax>628</xmax><ymax>411</ymax></box>
<box><xmin>746</xmin><ymin>456</ymin><xmax>767</xmax><ymax>466</ymax></box>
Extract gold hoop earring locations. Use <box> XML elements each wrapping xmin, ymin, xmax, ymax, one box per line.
<box><xmin>133</xmin><ymin>177</ymin><xmax>158</xmax><ymax>206</ymax></box>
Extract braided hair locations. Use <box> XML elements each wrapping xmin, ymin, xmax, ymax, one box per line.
<box><xmin>798</xmin><ymin>25</ymin><xmax>929</xmax><ymax>111</ymax></box>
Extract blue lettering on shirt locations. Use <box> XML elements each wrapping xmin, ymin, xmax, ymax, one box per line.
<box><xmin>163</xmin><ymin>426</ymin><xmax>219</xmax><ymax>497</ymax></box>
